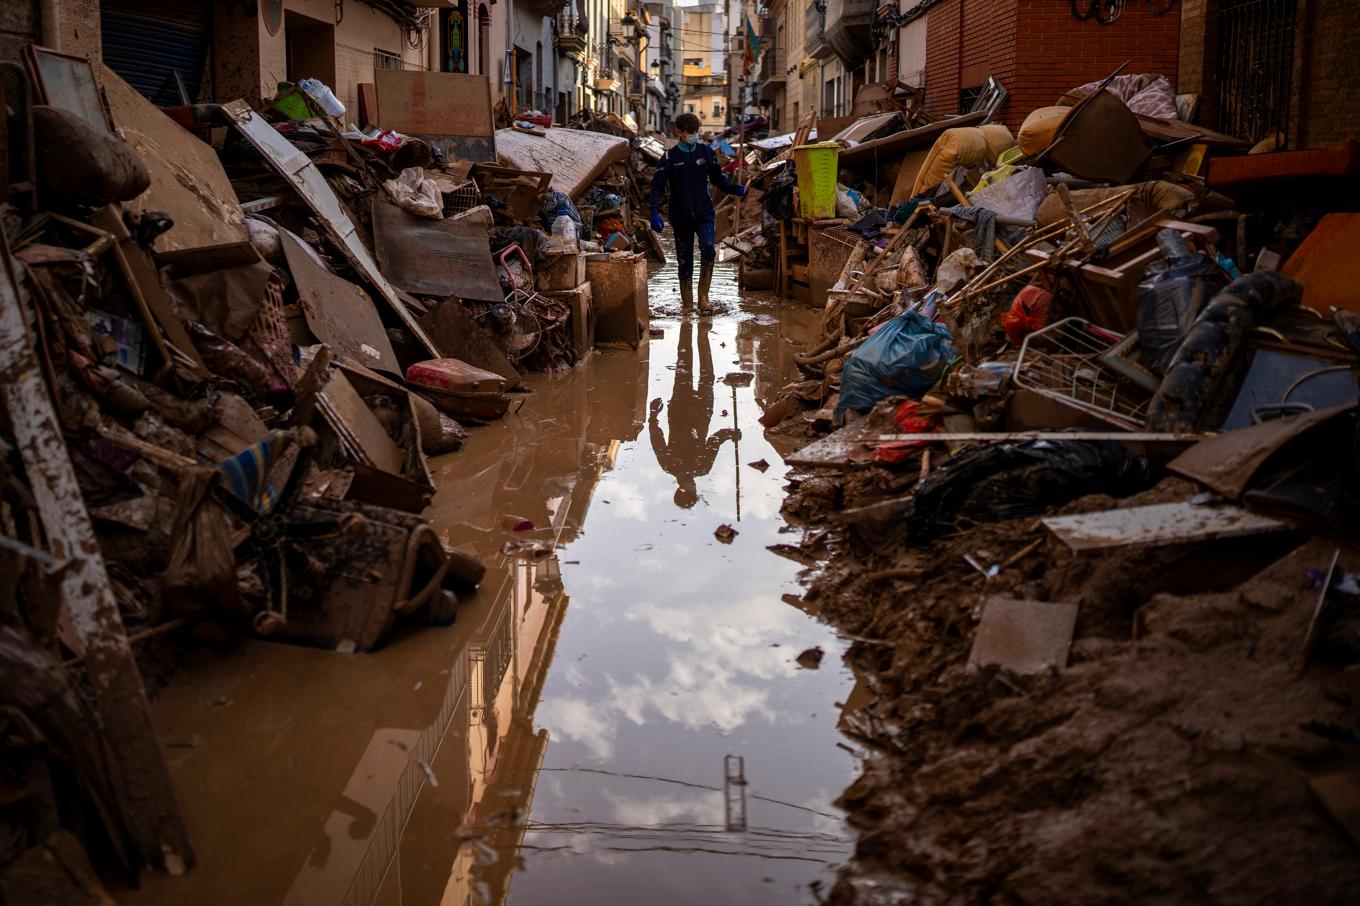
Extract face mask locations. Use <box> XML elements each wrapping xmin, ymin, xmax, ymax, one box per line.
<box><xmin>682</xmin><ymin>133</ymin><xmax>698</xmax><ymax>145</ymax></box>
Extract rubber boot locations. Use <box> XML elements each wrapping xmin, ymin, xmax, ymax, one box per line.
<box><xmin>679</xmin><ymin>275</ymin><xmax>694</xmax><ymax>310</ymax></box>
<box><xmin>698</xmin><ymin>260</ymin><xmax>715</xmax><ymax>314</ymax></box>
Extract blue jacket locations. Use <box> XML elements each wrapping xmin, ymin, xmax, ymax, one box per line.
<box><xmin>649</xmin><ymin>142</ymin><xmax>742</xmax><ymax>223</ymax></box>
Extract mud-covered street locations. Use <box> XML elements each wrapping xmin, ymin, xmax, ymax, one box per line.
<box><xmin>4</xmin><ymin>10</ymin><xmax>1360</xmax><ymax>905</ymax></box>
<box><xmin>118</xmin><ymin>261</ymin><xmax>862</xmax><ymax>905</ymax></box>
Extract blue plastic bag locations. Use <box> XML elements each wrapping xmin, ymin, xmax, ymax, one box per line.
<box><xmin>836</xmin><ymin>311</ymin><xmax>956</xmax><ymax>421</ymax></box>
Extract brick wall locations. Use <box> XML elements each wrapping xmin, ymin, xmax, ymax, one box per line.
<box><xmin>924</xmin><ymin>0</ymin><xmax>1178</xmax><ymax>129</ymax></box>
<box><xmin>0</xmin><ymin>1</ymin><xmax>38</xmax><ymax>66</ymax></box>
<box><xmin>1010</xmin><ymin>0</ymin><xmax>1179</xmax><ymax>127</ymax></box>
<box><xmin>1292</xmin><ymin>0</ymin><xmax>1360</xmax><ymax>147</ymax></box>
<box><xmin>923</xmin><ymin>0</ymin><xmax>1019</xmax><ymax>121</ymax></box>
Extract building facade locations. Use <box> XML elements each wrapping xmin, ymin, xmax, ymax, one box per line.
<box><xmin>680</xmin><ymin>2</ymin><xmax>727</xmax><ymax>131</ymax></box>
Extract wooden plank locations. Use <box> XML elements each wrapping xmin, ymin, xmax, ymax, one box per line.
<box><xmin>0</xmin><ymin>241</ymin><xmax>191</xmax><ymax>872</ymax></box>
<box><xmin>222</xmin><ymin>101</ymin><xmax>441</xmax><ymax>360</ymax></box>
<box><xmin>370</xmin><ymin>199</ymin><xmax>503</xmax><ymax>301</ymax></box>
<box><xmin>373</xmin><ymin>70</ymin><xmax>494</xmax><ymax>137</ymax></box>
<box><xmin>319</xmin><ymin>370</ymin><xmax>404</xmax><ymax>475</ymax></box>
<box><xmin>1168</xmin><ymin>402</ymin><xmax>1357</xmax><ymax>500</ymax></box>
<box><xmin>1042</xmin><ymin>502</ymin><xmax>1289</xmax><ymax>552</ymax></box>
<box><xmin>786</xmin><ymin>430</ymin><xmax>1206</xmax><ymax>467</ymax></box>
<box><xmin>96</xmin><ymin>64</ymin><xmax>247</xmax><ymax>252</ymax></box>
<box><xmin>280</xmin><ymin>231</ymin><xmax>401</xmax><ymax>376</ymax></box>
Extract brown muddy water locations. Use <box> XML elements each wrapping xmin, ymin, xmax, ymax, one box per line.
<box><xmin>123</xmin><ymin>259</ymin><xmax>860</xmax><ymax>905</ymax></box>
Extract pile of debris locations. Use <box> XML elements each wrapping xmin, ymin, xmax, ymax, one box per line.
<box><xmin>0</xmin><ymin>49</ymin><xmax>657</xmax><ymax>895</ymax></box>
<box><xmin>755</xmin><ymin>70</ymin><xmax>1360</xmax><ymax>901</ymax></box>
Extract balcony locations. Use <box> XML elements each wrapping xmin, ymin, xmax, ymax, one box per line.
<box><xmin>758</xmin><ymin>46</ymin><xmax>785</xmax><ymax>86</ymax></box>
<box><xmin>555</xmin><ymin>10</ymin><xmax>587</xmax><ymax>55</ymax></box>
<box><xmin>824</xmin><ymin>0</ymin><xmax>874</xmax><ymax>67</ymax></box>
<box><xmin>804</xmin><ymin>3</ymin><xmax>832</xmax><ymax>60</ymax></box>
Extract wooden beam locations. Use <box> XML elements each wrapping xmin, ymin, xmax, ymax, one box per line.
<box><xmin>0</xmin><ymin>239</ymin><xmax>192</xmax><ymax>873</ymax></box>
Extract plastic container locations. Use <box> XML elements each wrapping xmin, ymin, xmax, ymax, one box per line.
<box><xmin>551</xmin><ymin>206</ymin><xmax>579</xmax><ymax>252</ymax></box>
<box><xmin>298</xmin><ymin>78</ymin><xmax>345</xmax><ymax>117</ymax></box>
<box><xmin>793</xmin><ymin>142</ymin><xmax>840</xmax><ymax>219</ymax></box>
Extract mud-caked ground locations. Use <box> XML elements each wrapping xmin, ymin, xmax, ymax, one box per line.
<box><xmin>772</xmin><ymin>415</ymin><xmax>1360</xmax><ymax>903</ymax></box>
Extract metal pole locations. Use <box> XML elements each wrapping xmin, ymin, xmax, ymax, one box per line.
<box><xmin>731</xmin><ymin>383</ymin><xmax>740</xmax><ymax>521</ymax></box>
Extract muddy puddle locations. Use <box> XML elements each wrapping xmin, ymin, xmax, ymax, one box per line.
<box><xmin>123</xmin><ymin>260</ymin><xmax>859</xmax><ymax>906</ymax></box>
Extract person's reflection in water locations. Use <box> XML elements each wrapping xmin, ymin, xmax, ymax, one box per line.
<box><xmin>650</xmin><ymin>319</ymin><xmax>739</xmax><ymax>508</ymax></box>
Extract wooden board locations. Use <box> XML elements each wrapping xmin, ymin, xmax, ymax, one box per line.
<box><xmin>373</xmin><ymin>70</ymin><xmax>493</xmax><ymax>138</ymax></box>
<box><xmin>1168</xmin><ymin>402</ymin><xmax>1358</xmax><ymax>500</ymax></box>
<box><xmin>223</xmin><ymin>101</ymin><xmax>441</xmax><ymax>359</ymax></box>
<box><xmin>96</xmin><ymin>63</ymin><xmax>247</xmax><ymax>252</ymax></box>
<box><xmin>280</xmin><ymin>230</ymin><xmax>402</xmax><ymax>377</ymax></box>
<box><xmin>785</xmin><ymin>430</ymin><xmax>1206</xmax><ymax>467</ymax></box>
<box><xmin>1042</xmin><ymin>502</ymin><xmax>1289</xmax><ymax>552</ymax></box>
<box><xmin>0</xmin><ymin>240</ymin><xmax>191</xmax><ymax>872</ymax></box>
<box><xmin>1309</xmin><ymin>772</ymin><xmax>1360</xmax><ymax>846</ymax></box>
<box><xmin>418</xmin><ymin>299</ymin><xmax>521</xmax><ymax>385</ymax></box>
<box><xmin>371</xmin><ymin>199</ymin><xmax>503</xmax><ymax>301</ymax></box>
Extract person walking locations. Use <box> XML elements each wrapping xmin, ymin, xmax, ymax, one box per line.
<box><xmin>649</xmin><ymin>113</ymin><xmax>746</xmax><ymax>314</ymax></box>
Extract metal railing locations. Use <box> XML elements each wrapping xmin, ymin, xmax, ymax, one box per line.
<box><xmin>804</xmin><ymin>2</ymin><xmax>826</xmax><ymax>54</ymax></box>
<box><xmin>1214</xmin><ymin>0</ymin><xmax>1296</xmax><ymax>142</ymax></box>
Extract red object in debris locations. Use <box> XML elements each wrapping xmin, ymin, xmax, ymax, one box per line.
<box><xmin>406</xmin><ymin>358</ymin><xmax>513</xmax><ymax>421</ymax></box>
<box><xmin>872</xmin><ymin>400</ymin><xmax>940</xmax><ymax>463</ymax></box>
<box><xmin>1003</xmin><ymin>284</ymin><xmax>1053</xmax><ymax>344</ymax></box>
<box><xmin>362</xmin><ymin>130</ymin><xmax>406</xmax><ymax>153</ymax></box>
<box><xmin>1208</xmin><ymin>139</ymin><xmax>1360</xmax><ymax>191</ymax></box>
<box><xmin>518</xmin><ymin>112</ymin><xmax>553</xmax><ymax>128</ymax></box>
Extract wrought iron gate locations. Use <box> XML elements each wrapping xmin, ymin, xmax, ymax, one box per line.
<box><xmin>1214</xmin><ymin>0</ymin><xmax>1297</xmax><ymax>143</ymax></box>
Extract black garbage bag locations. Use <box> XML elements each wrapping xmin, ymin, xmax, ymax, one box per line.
<box><xmin>849</xmin><ymin>208</ymin><xmax>889</xmax><ymax>240</ymax></box>
<box><xmin>761</xmin><ymin>169</ymin><xmax>797</xmax><ymax>220</ymax></box>
<box><xmin>903</xmin><ymin>439</ymin><xmax>1153</xmax><ymax>544</ymax></box>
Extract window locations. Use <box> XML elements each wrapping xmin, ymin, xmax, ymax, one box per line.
<box><xmin>713</xmin><ymin>103</ymin><xmax>722</xmax><ymax>117</ymax></box>
<box><xmin>685</xmin><ymin>103</ymin><xmax>695</xmax><ymax>113</ymax></box>
<box><xmin>374</xmin><ymin>49</ymin><xmax>402</xmax><ymax>70</ymax></box>
<box><xmin>959</xmin><ymin>85</ymin><xmax>983</xmax><ymax>112</ymax></box>
<box><xmin>684</xmin><ymin>57</ymin><xmax>703</xmax><ymax>67</ymax></box>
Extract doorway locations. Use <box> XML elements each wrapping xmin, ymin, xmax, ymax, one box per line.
<box><xmin>285</xmin><ymin>10</ymin><xmax>336</xmax><ymax>88</ymax></box>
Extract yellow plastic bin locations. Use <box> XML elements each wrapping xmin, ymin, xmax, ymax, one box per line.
<box><xmin>793</xmin><ymin>142</ymin><xmax>840</xmax><ymax>220</ymax></box>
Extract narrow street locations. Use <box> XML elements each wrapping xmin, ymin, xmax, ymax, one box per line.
<box><xmin>121</xmin><ymin>259</ymin><xmax>859</xmax><ymax>905</ymax></box>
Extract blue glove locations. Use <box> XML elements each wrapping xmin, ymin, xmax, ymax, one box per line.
<box><xmin>736</xmin><ymin>185</ymin><xmax>748</xmax><ymax>197</ymax></box>
<box><xmin>650</xmin><ymin>212</ymin><xmax>664</xmax><ymax>232</ymax></box>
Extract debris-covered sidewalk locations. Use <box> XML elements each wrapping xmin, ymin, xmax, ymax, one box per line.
<box><xmin>738</xmin><ymin>71</ymin><xmax>1360</xmax><ymax>900</ymax></box>
<box><xmin>0</xmin><ymin>52</ymin><xmax>665</xmax><ymax>896</ymax></box>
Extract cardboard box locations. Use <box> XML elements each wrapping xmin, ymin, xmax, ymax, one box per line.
<box><xmin>540</xmin><ymin>282</ymin><xmax>595</xmax><ymax>362</ymax></box>
<box><xmin>586</xmin><ymin>253</ymin><xmax>647</xmax><ymax>348</ymax></box>
<box><xmin>536</xmin><ymin>251</ymin><xmax>587</xmax><ymax>292</ymax></box>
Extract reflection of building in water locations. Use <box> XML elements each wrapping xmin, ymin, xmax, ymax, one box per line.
<box><xmin>337</xmin><ymin>555</ymin><xmax>567</xmax><ymax>906</ymax></box>
<box><xmin>349</xmin><ymin>353</ymin><xmax>651</xmax><ymax>905</ymax></box>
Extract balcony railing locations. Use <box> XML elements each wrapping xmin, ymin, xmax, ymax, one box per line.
<box><xmin>556</xmin><ymin>10</ymin><xmax>588</xmax><ymax>54</ymax></box>
<box><xmin>759</xmin><ymin>46</ymin><xmax>785</xmax><ymax>84</ymax></box>
<box><xmin>804</xmin><ymin>3</ymin><xmax>831</xmax><ymax>58</ymax></box>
